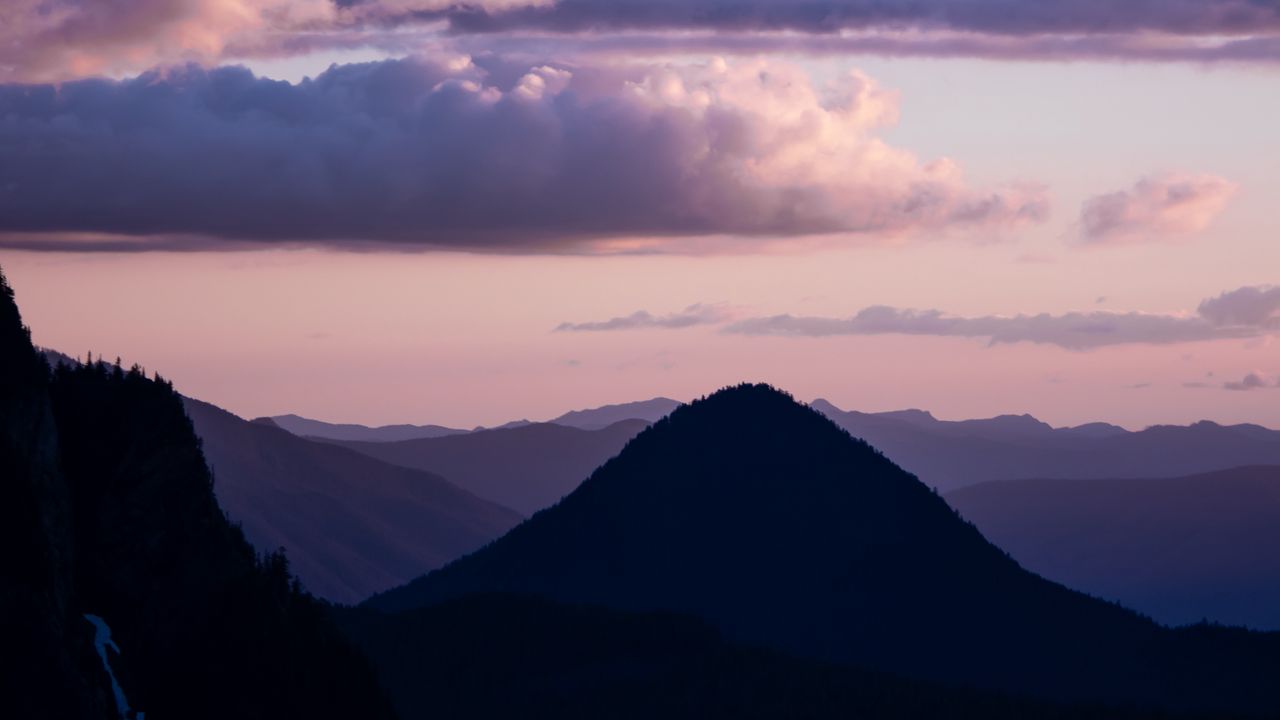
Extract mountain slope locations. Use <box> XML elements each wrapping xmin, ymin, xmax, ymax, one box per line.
<box><xmin>332</xmin><ymin>419</ymin><xmax>648</xmax><ymax>515</ymax></box>
<box><xmin>0</xmin><ymin>272</ymin><xmax>110</xmax><ymax>719</ymax></box>
<box><xmin>0</xmin><ymin>267</ymin><xmax>393</xmax><ymax>719</ymax></box>
<box><xmin>368</xmin><ymin>384</ymin><xmax>1280</xmax><ymax>715</ymax></box>
<box><xmin>340</xmin><ymin>594</ymin><xmax>1195</xmax><ymax>720</ymax></box>
<box><xmin>270</xmin><ymin>413</ymin><xmax>468</xmax><ymax>442</ymax></box>
<box><xmin>186</xmin><ymin>398</ymin><xmax>522</xmax><ymax>603</ymax></box>
<box><xmin>947</xmin><ymin>466</ymin><xmax>1280</xmax><ymax>630</ymax></box>
<box><xmin>812</xmin><ymin>399</ymin><xmax>1280</xmax><ymax>491</ymax></box>
<box><xmin>550</xmin><ymin>397</ymin><xmax>682</xmax><ymax>430</ymax></box>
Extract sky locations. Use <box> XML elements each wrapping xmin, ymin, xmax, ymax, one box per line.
<box><xmin>2</xmin><ymin>0</ymin><xmax>1278</xmax><ymax>429</ymax></box>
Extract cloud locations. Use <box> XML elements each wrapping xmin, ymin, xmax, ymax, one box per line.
<box><xmin>1223</xmin><ymin>372</ymin><xmax>1277</xmax><ymax>391</ymax></box>
<box><xmin>723</xmin><ymin>285</ymin><xmax>1280</xmax><ymax>350</ymax></box>
<box><xmin>0</xmin><ymin>0</ymin><xmax>546</xmax><ymax>83</ymax></box>
<box><xmin>1197</xmin><ymin>286</ymin><xmax>1280</xmax><ymax>328</ymax></box>
<box><xmin>556</xmin><ymin>303</ymin><xmax>729</xmax><ymax>331</ymax></box>
<box><xmin>8</xmin><ymin>1</ymin><xmax>1280</xmax><ymax>83</ymax></box>
<box><xmin>1079</xmin><ymin>173</ymin><xmax>1237</xmax><ymax>245</ymax></box>
<box><xmin>420</xmin><ymin>0</ymin><xmax>1280</xmax><ymax>36</ymax></box>
<box><xmin>455</xmin><ymin>30</ymin><xmax>1280</xmax><ymax>66</ymax></box>
<box><xmin>0</xmin><ymin>56</ymin><xmax>1046</xmax><ymax>252</ymax></box>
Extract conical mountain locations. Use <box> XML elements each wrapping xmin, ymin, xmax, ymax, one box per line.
<box><xmin>369</xmin><ymin>383</ymin><xmax>1280</xmax><ymax>715</ymax></box>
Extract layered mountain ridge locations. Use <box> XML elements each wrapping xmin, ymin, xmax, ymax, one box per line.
<box><xmin>368</xmin><ymin>384</ymin><xmax>1280</xmax><ymax>715</ymax></box>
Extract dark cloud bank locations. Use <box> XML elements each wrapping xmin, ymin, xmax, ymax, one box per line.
<box><xmin>400</xmin><ymin>0</ymin><xmax>1280</xmax><ymax>36</ymax></box>
<box><xmin>0</xmin><ymin>56</ymin><xmax>1045</xmax><ymax>251</ymax></box>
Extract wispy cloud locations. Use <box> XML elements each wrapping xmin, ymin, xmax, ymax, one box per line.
<box><xmin>556</xmin><ymin>303</ymin><xmax>730</xmax><ymax>332</ymax></box>
<box><xmin>723</xmin><ymin>285</ymin><xmax>1280</xmax><ymax>351</ymax></box>
<box><xmin>1079</xmin><ymin>173</ymin><xmax>1237</xmax><ymax>246</ymax></box>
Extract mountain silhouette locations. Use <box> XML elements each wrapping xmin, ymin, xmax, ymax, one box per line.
<box><xmin>0</xmin><ymin>268</ymin><xmax>392</xmax><ymax>719</ymax></box>
<box><xmin>1</xmin><ymin>275</ymin><xmax>110</xmax><ymax>717</ymax></box>
<box><xmin>368</xmin><ymin>384</ymin><xmax>1280</xmax><ymax>715</ymax></box>
<box><xmin>948</xmin><ymin>466</ymin><xmax>1280</xmax><ymax>630</ymax></box>
<box><xmin>811</xmin><ymin>398</ymin><xmax>1280</xmax><ymax>491</ymax></box>
<box><xmin>186</xmin><ymin>397</ymin><xmax>521</xmax><ymax>603</ymax></box>
<box><xmin>331</xmin><ymin>419</ymin><xmax>648</xmax><ymax>515</ymax></box>
<box><xmin>340</xmin><ymin>593</ymin><xmax>1203</xmax><ymax>720</ymax></box>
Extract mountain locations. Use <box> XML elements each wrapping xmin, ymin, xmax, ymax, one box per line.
<box><xmin>339</xmin><ymin>594</ymin><xmax>1194</xmax><ymax>720</ymax></box>
<box><xmin>0</xmin><ymin>268</ymin><xmax>392</xmax><ymax>719</ymax></box>
<box><xmin>272</xmin><ymin>397</ymin><xmax>676</xmax><ymax>442</ymax></box>
<box><xmin>1</xmin><ymin>276</ymin><xmax>109</xmax><ymax>718</ymax></box>
<box><xmin>368</xmin><ymin>384</ymin><xmax>1280</xmax><ymax>715</ymax></box>
<box><xmin>811</xmin><ymin>398</ymin><xmax>1280</xmax><ymax>491</ymax></box>
<box><xmin>185</xmin><ymin>398</ymin><xmax>522</xmax><ymax>603</ymax></box>
<box><xmin>270</xmin><ymin>413</ymin><xmax>468</xmax><ymax>442</ymax></box>
<box><xmin>550</xmin><ymin>397</ymin><xmax>682</xmax><ymax>430</ymax></box>
<box><xmin>947</xmin><ymin>466</ymin><xmax>1280</xmax><ymax>630</ymax></box>
<box><xmin>331</xmin><ymin>419</ymin><xmax>649</xmax><ymax>515</ymax></box>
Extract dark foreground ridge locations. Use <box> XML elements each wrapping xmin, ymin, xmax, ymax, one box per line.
<box><xmin>368</xmin><ymin>383</ymin><xmax>1280</xmax><ymax>716</ymax></box>
<box><xmin>340</xmin><ymin>593</ymin><xmax>1201</xmax><ymax>720</ymax></box>
<box><xmin>0</xmin><ymin>268</ymin><xmax>392</xmax><ymax>719</ymax></box>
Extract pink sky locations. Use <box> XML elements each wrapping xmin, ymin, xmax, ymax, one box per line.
<box><xmin>7</xmin><ymin>235</ymin><xmax>1277</xmax><ymax>429</ymax></box>
<box><xmin>2</xmin><ymin>2</ymin><xmax>1277</xmax><ymax>428</ymax></box>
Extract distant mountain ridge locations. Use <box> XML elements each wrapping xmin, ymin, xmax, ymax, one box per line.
<box><xmin>549</xmin><ymin>397</ymin><xmax>682</xmax><ymax>429</ymax></box>
<box><xmin>330</xmin><ymin>419</ymin><xmax>650</xmax><ymax>515</ymax></box>
<box><xmin>186</xmin><ymin>398</ymin><xmax>522</xmax><ymax>604</ymax></box>
<box><xmin>268</xmin><ymin>397</ymin><xmax>681</xmax><ymax>442</ymax></box>
<box><xmin>368</xmin><ymin>384</ymin><xmax>1280</xmax><ymax>715</ymax></box>
<box><xmin>811</xmin><ymin>399</ymin><xmax>1280</xmax><ymax>491</ymax></box>
<box><xmin>270</xmin><ymin>413</ymin><xmax>469</xmax><ymax>442</ymax></box>
<box><xmin>948</xmin><ymin>466</ymin><xmax>1280</xmax><ymax>630</ymax></box>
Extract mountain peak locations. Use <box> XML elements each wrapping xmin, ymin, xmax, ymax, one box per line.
<box><xmin>367</xmin><ymin>381</ymin><xmax>1280</xmax><ymax>712</ymax></box>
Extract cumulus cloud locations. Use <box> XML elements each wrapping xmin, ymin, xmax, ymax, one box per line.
<box><xmin>0</xmin><ymin>56</ymin><xmax>1046</xmax><ymax>252</ymax></box>
<box><xmin>556</xmin><ymin>303</ymin><xmax>729</xmax><ymax>331</ymax></box>
<box><xmin>1079</xmin><ymin>173</ymin><xmax>1237</xmax><ymax>245</ymax></box>
<box><xmin>723</xmin><ymin>285</ymin><xmax>1280</xmax><ymax>351</ymax></box>
<box><xmin>1222</xmin><ymin>372</ymin><xmax>1276</xmax><ymax>391</ymax></box>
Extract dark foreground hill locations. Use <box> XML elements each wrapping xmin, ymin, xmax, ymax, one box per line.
<box><xmin>340</xmin><ymin>594</ymin><xmax>1197</xmax><ymax>720</ymax></box>
<box><xmin>369</xmin><ymin>384</ymin><xmax>1280</xmax><ymax>716</ymax></box>
<box><xmin>332</xmin><ymin>419</ymin><xmax>649</xmax><ymax>515</ymax></box>
<box><xmin>0</xmin><ymin>270</ymin><xmax>392</xmax><ymax>719</ymax></box>
<box><xmin>812</xmin><ymin>399</ymin><xmax>1280</xmax><ymax>492</ymax></box>
<box><xmin>186</xmin><ymin>398</ymin><xmax>521</xmax><ymax>603</ymax></box>
<box><xmin>948</xmin><ymin>466</ymin><xmax>1280</xmax><ymax>630</ymax></box>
